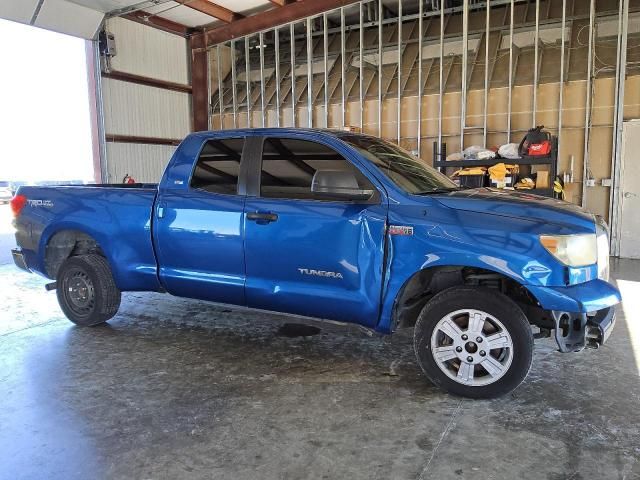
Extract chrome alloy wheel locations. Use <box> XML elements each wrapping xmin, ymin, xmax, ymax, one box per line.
<box><xmin>430</xmin><ymin>309</ymin><xmax>514</xmax><ymax>387</ymax></box>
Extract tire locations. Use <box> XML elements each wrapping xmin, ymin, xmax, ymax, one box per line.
<box><xmin>413</xmin><ymin>286</ymin><xmax>533</xmax><ymax>399</ymax></box>
<box><xmin>56</xmin><ymin>254</ymin><xmax>121</xmax><ymax>326</ymax></box>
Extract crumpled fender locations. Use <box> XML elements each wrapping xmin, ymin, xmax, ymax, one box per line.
<box><xmin>527</xmin><ymin>280</ymin><xmax>621</xmax><ymax>313</ymax></box>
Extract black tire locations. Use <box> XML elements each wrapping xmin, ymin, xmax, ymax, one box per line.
<box><xmin>414</xmin><ymin>286</ymin><xmax>533</xmax><ymax>399</ymax></box>
<box><xmin>56</xmin><ymin>254</ymin><xmax>121</xmax><ymax>326</ymax></box>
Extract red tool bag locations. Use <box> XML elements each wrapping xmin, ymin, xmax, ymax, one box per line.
<box><xmin>518</xmin><ymin>126</ymin><xmax>552</xmax><ymax>156</ymax></box>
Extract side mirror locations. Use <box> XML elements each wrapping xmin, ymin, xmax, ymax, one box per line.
<box><xmin>311</xmin><ymin>169</ymin><xmax>374</xmax><ymax>201</ymax></box>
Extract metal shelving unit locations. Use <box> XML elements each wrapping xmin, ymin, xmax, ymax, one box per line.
<box><xmin>433</xmin><ymin>137</ymin><xmax>558</xmax><ymax>198</ymax></box>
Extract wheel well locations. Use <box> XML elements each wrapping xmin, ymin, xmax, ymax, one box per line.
<box><xmin>44</xmin><ymin>230</ymin><xmax>104</xmax><ymax>279</ymax></box>
<box><xmin>392</xmin><ymin>266</ymin><xmax>538</xmax><ymax>330</ymax></box>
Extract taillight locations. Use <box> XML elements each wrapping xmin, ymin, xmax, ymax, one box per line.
<box><xmin>10</xmin><ymin>194</ymin><xmax>27</xmax><ymax>217</ymax></box>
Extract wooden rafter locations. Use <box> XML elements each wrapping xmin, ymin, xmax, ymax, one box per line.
<box><xmin>123</xmin><ymin>10</ymin><xmax>190</xmax><ymax>36</ymax></box>
<box><xmin>204</xmin><ymin>0</ymin><xmax>362</xmax><ymax>47</ymax></box>
<box><xmin>178</xmin><ymin>1</ymin><xmax>244</xmax><ymax>23</ymax></box>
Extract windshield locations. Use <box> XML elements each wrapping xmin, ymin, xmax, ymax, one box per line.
<box><xmin>339</xmin><ymin>135</ymin><xmax>458</xmax><ymax>194</ymax></box>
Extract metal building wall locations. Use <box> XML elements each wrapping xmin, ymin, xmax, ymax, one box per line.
<box><xmin>101</xmin><ymin>16</ymin><xmax>191</xmax><ymax>183</ymax></box>
<box><xmin>207</xmin><ymin>0</ymin><xmax>639</xmax><ymax>254</ymax></box>
<box><xmin>101</xmin><ymin>79</ymin><xmax>190</xmax><ymax>139</ymax></box>
<box><xmin>105</xmin><ymin>143</ymin><xmax>178</xmax><ymax>184</ymax></box>
<box><xmin>107</xmin><ymin>17</ymin><xmax>190</xmax><ymax>84</ymax></box>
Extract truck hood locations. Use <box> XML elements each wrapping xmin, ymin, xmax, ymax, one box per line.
<box><xmin>432</xmin><ymin>188</ymin><xmax>595</xmax><ymax>230</ymax></box>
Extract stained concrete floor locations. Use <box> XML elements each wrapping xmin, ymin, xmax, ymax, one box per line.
<box><xmin>1</xmin><ymin>260</ymin><xmax>640</xmax><ymax>480</ymax></box>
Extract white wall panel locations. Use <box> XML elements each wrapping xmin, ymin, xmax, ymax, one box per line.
<box><xmin>35</xmin><ymin>0</ymin><xmax>104</xmax><ymax>39</ymax></box>
<box><xmin>102</xmin><ymin>78</ymin><xmax>191</xmax><ymax>138</ymax></box>
<box><xmin>0</xmin><ymin>0</ymin><xmax>40</xmax><ymax>24</ymax></box>
<box><xmin>106</xmin><ymin>16</ymin><xmax>189</xmax><ymax>84</ymax></box>
<box><xmin>145</xmin><ymin>2</ymin><xmax>219</xmax><ymax>28</ymax></box>
<box><xmin>106</xmin><ymin>142</ymin><xmax>176</xmax><ymax>183</ymax></box>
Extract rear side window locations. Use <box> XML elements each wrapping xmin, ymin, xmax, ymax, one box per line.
<box><xmin>190</xmin><ymin>138</ymin><xmax>244</xmax><ymax>194</ymax></box>
<box><xmin>260</xmin><ymin>137</ymin><xmax>374</xmax><ymax>200</ymax></box>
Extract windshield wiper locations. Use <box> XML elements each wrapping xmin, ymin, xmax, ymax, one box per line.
<box><xmin>413</xmin><ymin>187</ymin><xmax>459</xmax><ymax>195</ymax></box>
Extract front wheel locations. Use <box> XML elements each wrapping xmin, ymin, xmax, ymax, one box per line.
<box><xmin>414</xmin><ymin>286</ymin><xmax>533</xmax><ymax>399</ymax></box>
<box><xmin>56</xmin><ymin>254</ymin><xmax>121</xmax><ymax>326</ymax></box>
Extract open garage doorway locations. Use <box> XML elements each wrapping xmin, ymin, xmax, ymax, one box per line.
<box><xmin>0</xmin><ymin>18</ymin><xmax>98</xmax><ymax>265</ymax></box>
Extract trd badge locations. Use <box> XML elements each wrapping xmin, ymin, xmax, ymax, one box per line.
<box><xmin>389</xmin><ymin>225</ymin><xmax>414</xmax><ymax>236</ymax></box>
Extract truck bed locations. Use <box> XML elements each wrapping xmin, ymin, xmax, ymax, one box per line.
<box><xmin>14</xmin><ymin>184</ymin><xmax>161</xmax><ymax>292</ymax></box>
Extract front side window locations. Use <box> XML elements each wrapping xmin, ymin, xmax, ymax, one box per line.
<box><xmin>339</xmin><ymin>134</ymin><xmax>458</xmax><ymax>194</ymax></box>
<box><xmin>260</xmin><ymin>137</ymin><xmax>375</xmax><ymax>201</ymax></box>
<box><xmin>190</xmin><ymin>138</ymin><xmax>244</xmax><ymax>194</ymax></box>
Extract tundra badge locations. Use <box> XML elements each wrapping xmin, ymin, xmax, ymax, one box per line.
<box><xmin>298</xmin><ymin>268</ymin><xmax>343</xmax><ymax>279</ymax></box>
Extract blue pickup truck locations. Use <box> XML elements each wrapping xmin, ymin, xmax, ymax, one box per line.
<box><xmin>11</xmin><ymin>128</ymin><xmax>621</xmax><ymax>398</ymax></box>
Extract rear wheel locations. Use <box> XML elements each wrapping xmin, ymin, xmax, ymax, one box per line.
<box><xmin>56</xmin><ymin>254</ymin><xmax>121</xmax><ymax>326</ymax></box>
<box><xmin>413</xmin><ymin>286</ymin><xmax>533</xmax><ymax>398</ymax></box>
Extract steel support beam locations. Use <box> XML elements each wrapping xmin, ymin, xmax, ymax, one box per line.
<box><xmin>610</xmin><ymin>0</ymin><xmax>630</xmax><ymax>255</ymax></box>
<box><xmin>438</xmin><ymin>0</ymin><xmax>444</xmax><ymax>152</ymax></box>
<box><xmin>397</xmin><ymin>0</ymin><xmax>402</xmax><ymax>144</ymax></box>
<box><xmin>307</xmin><ymin>17</ymin><xmax>314</xmax><ymax>128</ymax></box>
<box><xmin>417</xmin><ymin>0</ymin><xmax>424</xmax><ymax>156</ymax></box>
<box><xmin>557</xmin><ymin>0</ymin><xmax>566</xmax><ymax>165</ymax></box>
<box><xmin>460</xmin><ymin>0</ymin><xmax>469</xmax><ymax>150</ymax></box>
<box><xmin>483</xmin><ymin>0</ymin><xmax>490</xmax><ymax>146</ymax></box>
<box><xmin>105</xmin><ymin>134</ymin><xmax>181</xmax><ymax>146</ymax></box>
<box><xmin>290</xmin><ymin>24</ymin><xmax>296</xmax><ymax>127</ymax></box>
<box><xmin>324</xmin><ymin>13</ymin><xmax>329</xmax><ymax>127</ymax></box>
<box><xmin>216</xmin><ymin>45</ymin><xmax>223</xmax><ymax>129</ymax></box>
<box><xmin>507</xmin><ymin>0</ymin><xmax>514</xmax><ymax>142</ymax></box>
<box><xmin>231</xmin><ymin>40</ymin><xmax>238</xmax><ymax>127</ymax></box>
<box><xmin>274</xmin><ymin>30</ymin><xmax>281</xmax><ymax>127</ymax></box>
<box><xmin>259</xmin><ymin>32</ymin><xmax>266</xmax><ymax>127</ymax></box>
<box><xmin>245</xmin><ymin>36</ymin><xmax>252</xmax><ymax>127</ymax></box>
<box><xmin>378</xmin><ymin>0</ymin><xmax>383</xmax><ymax>137</ymax></box>
<box><xmin>532</xmin><ymin>0</ymin><xmax>539</xmax><ymax>127</ymax></box>
<box><xmin>341</xmin><ymin>7</ymin><xmax>346</xmax><ymax>128</ymax></box>
<box><xmin>581</xmin><ymin>0</ymin><xmax>595</xmax><ymax>208</ymax></box>
<box><xmin>190</xmin><ymin>33</ymin><xmax>209</xmax><ymax>132</ymax></box>
<box><xmin>359</xmin><ymin>2</ymin><xmax>364</xmax><ymax>131</ymax></box>
<box><xmin>101</xmin><ymin>70</ymin><xmax>192</xmax><ymax>93</ymax></box>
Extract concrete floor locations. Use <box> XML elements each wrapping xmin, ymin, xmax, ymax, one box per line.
<box><xmin>1</xmin><ymin>259</ymin><xmax>640</xmax><ymax>480</ymax></box>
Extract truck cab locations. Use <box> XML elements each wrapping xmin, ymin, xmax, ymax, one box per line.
<box><xmin>11</xmin><ymin>128</ymin><xmax>621</xmax><ymax>398</ymax></box>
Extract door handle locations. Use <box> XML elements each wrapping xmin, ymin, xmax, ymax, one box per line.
<box><xmin>246</xmin><ymin>211</ymin><xmax>278</xmax><ymax>223</ymax></box>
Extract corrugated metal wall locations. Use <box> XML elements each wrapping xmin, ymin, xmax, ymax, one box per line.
<box><xmin>106</xmin><ymin>143</ymin><xmax>178</xmax><ymax>183</ymax></box>
<box><xmin>102</xmin><ymin>79</ymin><xmax>190</xmax><ymax>139</ymax></box>
<box><xmin>107</xmin><ymin>18</ymin><xmax>189</xmax><ymax>84</ymax></box>
<box><xmin>101</xmin><ymin>17</ymin><xmax>191</xmax><ymax>183</ymax></box>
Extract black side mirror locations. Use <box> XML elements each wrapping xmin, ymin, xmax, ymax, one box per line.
<box><xmin>311</xmin><ymin>170</ymin><xmax>374</xmax><ymax>201</ymax></box>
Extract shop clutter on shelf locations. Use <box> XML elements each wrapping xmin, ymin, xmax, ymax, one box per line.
<box><xmin>432</xmin><ymin>126</ymin><xmax>559</xmax><ymax>198</ymax></box>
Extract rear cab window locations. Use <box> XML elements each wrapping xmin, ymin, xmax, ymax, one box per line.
<box><xmin>190</xmin><ymin>138</ymin><xmax>244</xmax><ymax>195</ymax></box>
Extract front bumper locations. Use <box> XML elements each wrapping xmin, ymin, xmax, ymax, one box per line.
<box><xmin>552</xmin><ymin>306</ymin><xmax>616</xmax><ymax>352</ymax></box>
<box><xmin>527</xmin><ymin>279</ymin><xmax>621</xmax><ymax>313</ymax></box>
<box><xmin>526</xmin><ymin>279</ymin><xmax>620</xmax><ymax>353</ymax></box>
<box><xmin>11</xmin><ymin>247</ymin><xmax>30</xmax><ymax>272</ymax></box>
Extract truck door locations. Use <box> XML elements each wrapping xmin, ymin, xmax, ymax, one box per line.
<box><xmin>153</xmin><ymin>137</ymin><xmax>247</xmax><ymax>305</ymax></box>
<box><xmin>243</xmin><ymin>136</ymin><xmax>388</xmax><ymax>328</ymax></box>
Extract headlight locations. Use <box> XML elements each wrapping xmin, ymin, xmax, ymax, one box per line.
<box><xmin>540</xmin><ymin>234</ymin><xmax>597</xmax><ymax>267</ymax></box>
